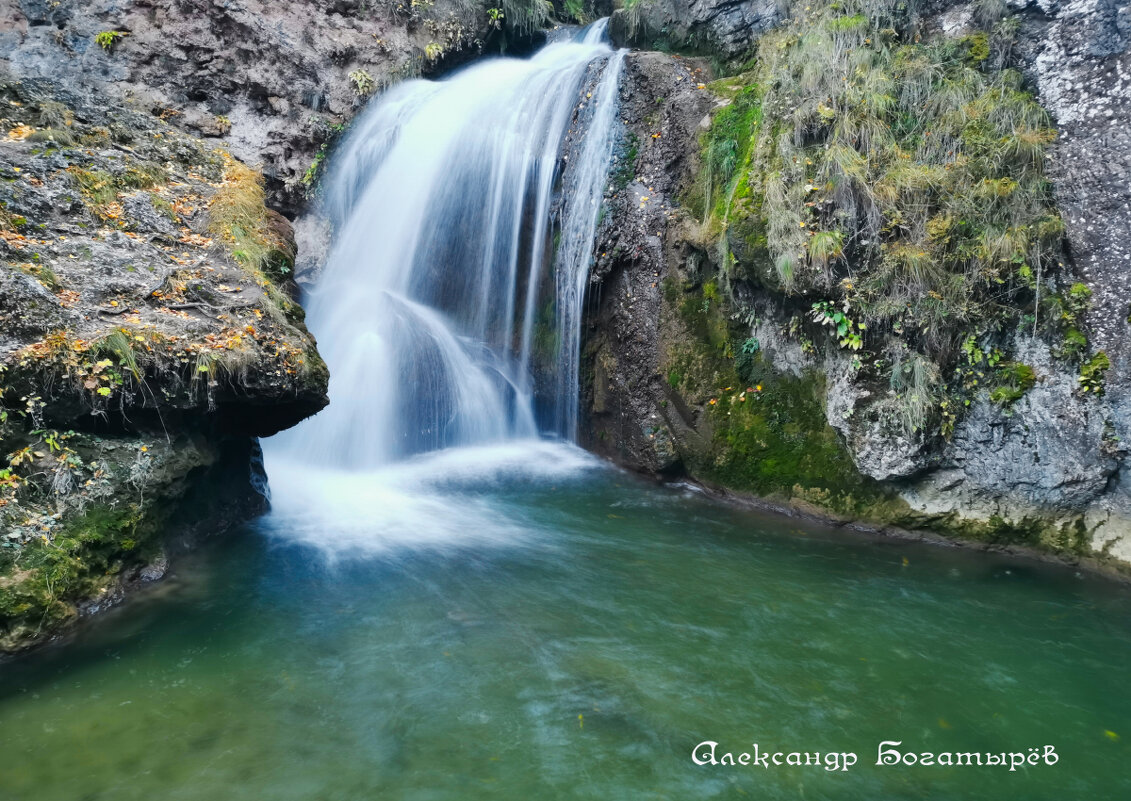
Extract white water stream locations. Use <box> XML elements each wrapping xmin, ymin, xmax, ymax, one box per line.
<box><xmin>263</xmin><ymin>23</ymin><xmax>624</xmax><ymax>545</ymax></box>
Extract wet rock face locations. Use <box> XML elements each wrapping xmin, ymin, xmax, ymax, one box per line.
<box><xmin>0</xmin><ymin>74</ymin><xmax>328</xmax><ymax>652</ymax></box>
<box><xmin>0</xmin><ymin>0</ymin><xmax>494</xmax><ymax>213</ymax></box>
<box><xmin>580</xmin><ymin>52</ymin><xmax>714</xmax><ymax>473</ymax></box>
<box><xmin>609</xmin><ymin>0</ymin><xmax>781</xmax><ymax>58</ymax></box>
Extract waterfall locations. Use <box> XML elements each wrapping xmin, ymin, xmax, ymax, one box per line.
<box><xmin>550</xmin><ymin>30</ymin><xmax>625</xmax><ymax>438</ymax></box>
<box><xmin>268</xmin><ymin>22</ymin><xmax>624</xmax><ymax>473</ymax></box>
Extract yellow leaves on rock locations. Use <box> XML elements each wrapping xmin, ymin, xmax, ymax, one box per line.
<box><xmin>178</xmin><ymin>232</ymin><xmax>212</xmax><ymax>248</ymax></box>
<box><xmin>0</xmin><ymin>230</ymin><xmax>27</xmax><ymax>248</ymax></box>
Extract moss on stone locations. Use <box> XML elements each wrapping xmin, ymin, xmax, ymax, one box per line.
<box><xmin>662</xmin><ymin>272</ymin><xmax>901</xmax><ymax>517</ymax></box>
<box><xmin>0</xmin><ymin>503</ymin><xmax>153</xmax><ymax>650</ymax></box>
<box><xmin>701</xmin><ymin>363</ymin><xmax>874</xmax><ymax>499</ymax></box>
<box><xmin>920</xmin><ymin>511</ymin><xmax>1098</xmax><ymax>561</ymax></box>
<box><xmin>693</xmin><ymin>0</ymin><xmax>1073</xmax><ymax>441</ymax></box>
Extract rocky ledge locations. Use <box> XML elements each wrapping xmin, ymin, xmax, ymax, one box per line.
<box><xmin>0</xmin><ymin>72</ymin><xmax>328</xmax><ymax>653</ymax></box>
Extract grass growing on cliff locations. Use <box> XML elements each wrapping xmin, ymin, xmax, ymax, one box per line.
<box><xmin>209</xmin><ymin>159</ymin><xmax>283</xmax><ymax>273</ymax></box>
<box><xmin>501</xmin><ymin>0</ymin><xmax>553</xmax><ymax>36</ymax></box>
<box><xmin>208</xmin><ymin>157</ymin><xmax>299</xmax><ymax>322</ymax></box>
<box><xmin>696</xmin><ymin>0</ymin><xmax>1084</xmax><ymax>438</ymax></box>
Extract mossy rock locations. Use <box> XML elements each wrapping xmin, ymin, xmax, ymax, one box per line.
<box><xmin>0</xmin><ymin>503</ymin><xmax>153</xmax><ymax>650</ymax></box>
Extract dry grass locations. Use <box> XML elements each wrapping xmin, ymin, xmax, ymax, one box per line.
<box><xmin>208</xmin><ymin>157</ymin><xmax>299</xmax><ymax>323</ymax></box>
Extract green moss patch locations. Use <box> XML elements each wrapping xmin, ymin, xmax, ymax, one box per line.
<box><xmin>690</xmin><ymin>0</ymin><xmax>1095</xmax><ymax>442</ymax></box>
<box><xmin>662</xmin><ymin>276</ymin><xmax>907</xmax><ymax>520</ymax></box>
<box><xmin>0</xmin><ymin>503</ymin><xmax>154</xmax><ymax>650</ymax></box>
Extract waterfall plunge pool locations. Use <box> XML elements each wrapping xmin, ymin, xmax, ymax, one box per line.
<box><xmin>2</xmin><ymin>23</ymin><xmax>1125</xmax><ymax>801</ymax></box>
<box><xmin>0</xmin><ymin>442</ymin><xmax>1128</xmax><ymax>800</ymax></box>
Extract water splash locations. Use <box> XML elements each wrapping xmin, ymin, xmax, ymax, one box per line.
<box><xmin>261</xmin><ymin>440</ymin><xmax>601</xmax><ymax>557</ymax></box>
<box><xmin>269</xmin><ymin>24</ymin><xmax>624</xmax><ymax>472</ymax></box>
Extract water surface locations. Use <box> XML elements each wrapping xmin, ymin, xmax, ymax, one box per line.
<box><xmin>0</xmin><ymin>444</ymin><xmax>1128</xmax><ymax>800</ymax></box>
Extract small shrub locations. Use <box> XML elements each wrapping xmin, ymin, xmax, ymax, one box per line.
<box><xmin>349</xmin><ymin>69</ymin><xmax>375</xmax><ymax>96</ymax></box>
<box><xmin>989</xmin><ymin>362</ymin><xmax>1036</xmax><ymax>407</ymax></box>
<box><xmin>1047</xmin><ymin>282</ymin><xmax>1092</xmax><ymax>360</ymax></box>
<box><xmin>1078</xmin><ymin>352</ymin><xmax>1110</xmax><ymax>396</ymax></box>
<box><xmin>94</xmin><ymin>31</ymin><xmax>125</xmax><ymax>52</ymax></box>
<box><xmin>95</xmin><ymin>329</ymin><xmax>141</xmax><ymax>381</ymax></box>
<box><xmin>888</xmin><ymin>349</ymin><xmax>941</xmax><ymax>436</ymax></box>
<box><xmin>302</xmin><ymin>149</ymin><xmax>325</xmax><ymax>189</ymax></box>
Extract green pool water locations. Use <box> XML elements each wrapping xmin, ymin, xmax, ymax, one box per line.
<box><xmin>0</xmin><ymin>443</ymin><xmax>1128</xmax><ymax>800</ymax></box>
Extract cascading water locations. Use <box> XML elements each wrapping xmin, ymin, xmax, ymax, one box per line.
<box><xmin>262</xmin><ymin>24</ymin><xmax>624</xmax><ymax>548</ymax></box>
<box><xmin>272</xmin><ymin>23</ymin><xmax>623</xmax><ymax>468</ymax></box>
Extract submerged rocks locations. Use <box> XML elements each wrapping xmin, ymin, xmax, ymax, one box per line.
<box><xmin>0</xmin><ymin>74</ymin><xmax>328</xmax><ymax>653</ymax></box>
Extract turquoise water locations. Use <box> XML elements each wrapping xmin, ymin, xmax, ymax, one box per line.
<box><xmin>0</xmin><ymin>444</ymin><xmax>1128</xmax><ymax>800</ymax></box>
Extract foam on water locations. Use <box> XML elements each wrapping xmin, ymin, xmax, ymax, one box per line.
<box><xmin>262</xmin><ymin>441</ymin><xmax>601</xmax><ymax>556</ymax></box>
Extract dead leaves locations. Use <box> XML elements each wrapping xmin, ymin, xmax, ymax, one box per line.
<box><xmin>0</xmin><ymin>230</ymin><xmax>27</xmax><ymax>248</ymax></box>
<box><xmin>6</xmin><ymin>125</ymin><xmax>34</xmax><ymax>141</ymax></box>
<box><xmin>178</xmin><ymin>232</ymin><xmax>212</xmax><ymax>248</ymax></box>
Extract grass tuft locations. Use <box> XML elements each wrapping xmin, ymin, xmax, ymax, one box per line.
<box><xmin>694</xmin><ymin>0</ymin><xmax>1072</xmax><ymax>437</ymax></box>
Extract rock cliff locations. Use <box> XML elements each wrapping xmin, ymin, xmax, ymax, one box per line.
<box><xmin>585</xmin><ymin>0</ymin><xmax>1131</xmax><ymax>570</ymax></box>
<box><xmin>0</xmin><ymin>72</ymin><xmax>327</xmax><ymax>652</ymax></box>
<box><xmin>0</xmin><ymin>0</ymin><xmax>498</xmax><ymax>213</ymax></box>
